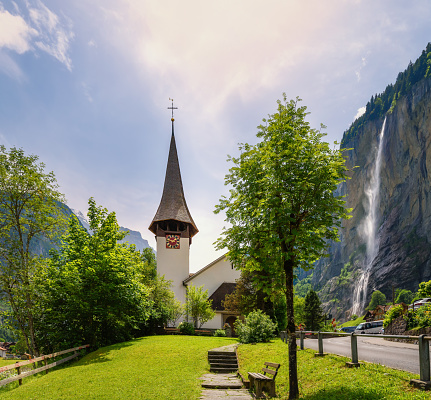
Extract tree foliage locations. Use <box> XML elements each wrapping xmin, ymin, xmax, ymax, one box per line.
<box><xmin>234</xmin><ymin>310</ymin><xmax>277</xmax><ymax>344</ymax></box>
<box><xmin>185</xmin><ymin>284</ymin><xmax>215</xmax><ymax>329</ymax></box>
<box><xmin>215</xmin><ymin>95</ymin><xmax>350</xmax><ymax>399</ymax></box>
<box><xmin>394</xmin><ymin>289</ymin><xmax>414</xmax><ymax>305</ymax></box>
<box><xmin>417</xmin><ymin>280</ymin><xmax>431</xmax><ymax>298</ymax></box>
<box><xmin>303</xmin><ymin>290</ymin><xmax>325</xmax><ymax>331</ymax></box>
<box><xmin>222</xmin><ymin>271</ymin><xmax>286</xmax><ymax>330</ymax></box>
<box><xmin>367</xmin><ymin>290</ymin><xmax>386</xmax><ymax>311</ymax></box>
<box><xmin>0</xmin><ymin>146</ymin><xmax>67</xmax><ymax>356</ymax></box>
<box><xmin>37</xmin><ymin>199</ymin><xmax>152</xmax><ymax>352</ymax></box>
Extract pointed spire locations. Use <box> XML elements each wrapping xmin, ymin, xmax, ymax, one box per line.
<box><xmin>149</xmin><ymin>103</ymin><xmax>198</xmax><ymax>237</ymax></box>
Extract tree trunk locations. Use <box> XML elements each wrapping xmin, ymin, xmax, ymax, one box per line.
<box><xmin>285</xmin><ymin>258</ymin><xmax>299</xmax><ymax>399</ymax></box>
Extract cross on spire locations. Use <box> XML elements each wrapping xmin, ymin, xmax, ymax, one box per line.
<box><xmin>168</xmin><ymin>98</ymin><xmax>178</xmax><ymax>121</ymax></box>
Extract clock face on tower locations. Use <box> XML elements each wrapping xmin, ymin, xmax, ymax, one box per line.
<box><xmin>166</xmin><ymin>234</ymin><xmax>180</xmax><ymax>249</ymax></box>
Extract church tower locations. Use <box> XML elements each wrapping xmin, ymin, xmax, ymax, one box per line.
<box><xmin>148</xmin><ymin>101</ymin><xmax>198</xmax><ymax>305</ymax></box>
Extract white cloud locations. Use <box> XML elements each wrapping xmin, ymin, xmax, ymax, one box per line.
<box><xmin>0</xmin><ymin>7</ymin><xmax>37</xmax><ymax>53</ymax></box>
<box><xmin>0</xmin><ymin>1</ymin><xmax>74</xmax><ymax>73</ymax></box>
<box><xmin>354</xmin><ymin>106</ymin><xmax>366</xmax><ymax>121</ymax></box>
<box><xmin>28</xmin><ymin>1</ymin><xmax>74</xmax><ymax>71</ymax></box>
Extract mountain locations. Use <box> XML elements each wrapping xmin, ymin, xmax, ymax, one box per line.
<box><xmin>71</xmin><ymin>209</ymin><xmax>153</xmax><ymax>253</ymax></box>
<box><xmin>302</xmin><ymin>43</ymin><xmax>431</xmax><ymax>319</ymax></box>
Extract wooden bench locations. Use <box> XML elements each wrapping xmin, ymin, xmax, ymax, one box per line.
<box><xmin>248</xmin><ymin>362</ymin><xmax>280</xmax><ymax>398</ymax></box>
<box><xmin>163</xmin><ymin>327</ymin><xmax>180</xmax><ymax>334</ymax></box>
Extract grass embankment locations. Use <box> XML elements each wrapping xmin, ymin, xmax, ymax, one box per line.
<box><xmin>0</xmin><ymin>336</ymin><xmax>236</xmax><ymax>400</ymax></box>
<box><xmin>340</xmin><ymin>315</ymin><xmax>365</xmax><ymax>328</ymax></box>
<box><xmin>238</xmin><ymin>340</ymin><xmax>428</xmax><ymax>400</ymax></box>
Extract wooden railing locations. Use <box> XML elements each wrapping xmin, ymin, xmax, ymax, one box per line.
<box><xmin>0</xmin><ymin>344</ymin><xmax>89</xmax><ymax>387</ymax></box>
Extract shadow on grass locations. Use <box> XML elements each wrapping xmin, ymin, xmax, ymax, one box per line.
<box><xmin>72</xmin><ymin>339</ymin><xmax>138</xmax><ymax>366</ymax></box>
<box><xmin>301</xmin><ymin>386</ymin><xmax>385</xmax><ymax>400</ymax></box>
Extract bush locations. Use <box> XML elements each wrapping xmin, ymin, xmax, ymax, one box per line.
<box><xmin>410</xmin><ymin>303</ymin><xmax>431</xmax><ymax>329</ymax></box>
<box><xmin>178</xmin><ymin>321</ymin><xmax>195</xmax><ymax>335</ymax></box>
<box><xmin>383</xmin><ymin>304</ymin><xmax>404</xmax><ymax>328</ymax></box>
<box><xmin>213</xmin><ymin>329</ymin><xmax>226</xmax><ymax>337</ymax></box>
<box><xmin>234</xmin><ymin>310</ymin><xmax>277</xmax><ymax>344</ymax></box>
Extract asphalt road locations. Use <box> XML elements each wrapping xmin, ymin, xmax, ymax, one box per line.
<box><xmin>302</xmin><ymin>336</ymin><xmax>423</xmax><ymax>374</ymax></box>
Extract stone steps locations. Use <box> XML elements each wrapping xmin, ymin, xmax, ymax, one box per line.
<box><xmin>208</xmin><ymin>350</ymin><xmax>238</xmax><ymax>373</ymax></box>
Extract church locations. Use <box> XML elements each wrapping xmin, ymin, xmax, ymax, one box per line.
<box><xmin>148</xmin><ymin>107</ymin><xmax>241</xmax><ymax>330</ymax></box>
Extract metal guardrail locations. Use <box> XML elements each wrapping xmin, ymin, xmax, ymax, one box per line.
<box><xmin>0</xmin><ymin>345</ymin><xmax>90</xmax><ymax>387</ymax></box>
<box><xmin>280</xmin><ymin>331</ymin><xmax>431</xmax><ymax>388</ymax></box>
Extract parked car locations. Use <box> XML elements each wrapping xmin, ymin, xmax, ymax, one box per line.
<box><xmin>355</xmin><ymin>320</ymin><xmax>384</xmax><ymax>334</ymax></box>
<box><xmin>408</xmin><ymin>298</ymin><xmax>431</xmax><ymax>311</ymax></box>
<box><xmin>339</xmin><ymin>326</ymin><xmax>357</xmax><ymax>333</ymax></box>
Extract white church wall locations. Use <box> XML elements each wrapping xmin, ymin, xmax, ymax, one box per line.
<box><xmin>156</xmin><ymin>236</ymin><xmax>189</xmax><ymax>305</ymax></box>
<box><xmin>184</xmin><ymin>255</ymin><xmax>241</xmax><ymax>329</ymax></box>
<box><xmin>185</xmin><ymin>255</ymin><xmax>240</xmax><ymax>298</ymax></box>
<box><xmin>200</xmin><ymin>312</ymin><xmax>223</xmax><ymax>330</ymax></box>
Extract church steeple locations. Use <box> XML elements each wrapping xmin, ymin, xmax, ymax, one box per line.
<box><xmin>148</xmin><ymin>100</ymin><xmax>198</xmax><ymax>238</ymax></box>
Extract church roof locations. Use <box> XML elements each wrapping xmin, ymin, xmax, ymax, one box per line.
<box><xmin>149</xmin><ymin>129</ymin><xmax>198</xmax><ymax>237</ymax></box>
<box><xmin>208</xmin><ymin>282</ymin><xmax>237</xmax><ymax>311</ymax></box>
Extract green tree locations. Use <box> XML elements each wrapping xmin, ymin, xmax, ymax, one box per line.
<box><xmin>417</xmin><ymin>280</ymin><xmax>431</xmax><ymax>298</ymax></box>
<box><xmin>185</xmin><ymin>284</ymin><xmax>215</xmax><ymax>328</ymax></box>
<box><xmin>215</xmin><ymin>95</ymin><xmax>350</xmax><ymax>399</ymax></box>
<box><xmin>303</xmin><ymin>290</ymin><xmax>325</xmax><ymax>331</ymax></box>
<box><xmin>223</xmin><ymin>271</ymin><xmax>286</xmax><ymax>330</ymax></box>
<box><xmin>293</xmin><ymin>296</ymin><xmax>306</xmax><ymax>326</ymax></box>
<box><xmin>37</xmin><ymin>198</ymin><xmax>152</xmax><ymax>351</ymax></box>
<box><xmin>0</xmin><ymin>146</ymin><xmax>66</xmax><ymax>356</ymax></box>
<box><xmin>367</xmin><ymin>290</ymin><xmax>386</xmax><ymax>310</ymax></box>
<box><xmin>395</xmin><ymin>289</ymin><xmax>414</xmax><ymax>305</ymax></box>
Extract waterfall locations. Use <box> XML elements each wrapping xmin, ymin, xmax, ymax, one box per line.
<box><xmin>352</xmin><ymin>117</ymin><xmax>387</xmax><ymax>316</ymax></box>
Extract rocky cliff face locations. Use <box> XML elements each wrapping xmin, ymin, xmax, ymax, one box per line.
<box><xmin>313</xmin><ymin>77</ymin><xmax>431</xmax><ymax>319</ymax></box>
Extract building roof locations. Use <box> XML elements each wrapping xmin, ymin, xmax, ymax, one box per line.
<box><xmin>183</xmin><ymin>254</ymin><xmax>228</xmax><ymax>284</ymax></box>
<box><xmin>148</xmin><ymin>128</ymin><xmax>198</xmax><ymax>237</ymax></box>
<box><xmin>208</xmin><ymin>282</ymin><xmax>237</xmax><ymax>311</ymax></box>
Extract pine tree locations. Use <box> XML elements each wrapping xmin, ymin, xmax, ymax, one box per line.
<box><xmin>303</xmin><ymin>290</ymin><xmax>325</xmax><ymax>331</ymax></box>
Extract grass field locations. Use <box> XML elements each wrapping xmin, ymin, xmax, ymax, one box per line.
<box><xmin>0</xmin><ymin>336</ymin><xmax>430</xmax><ymax>399</ymax></box>
<box><xmin>0</xmin><ymin>360</ymin><xmax>17</xmax><ymax>367</ymax></box>
<box><xmin>237</xmin><ymin>340</ymin><xmax>429</xmax><ymax>400</ymax></box>
<box><xmin>0</xmin><ymin>336</ymin><xmax>237</xmax><ymax>400</ymax></box>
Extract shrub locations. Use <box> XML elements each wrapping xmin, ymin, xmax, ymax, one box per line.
<box><xmin>213</xmin><ymin>329</ymin><xmax>226</xmax><ymax>337</ymax></box>
<box><xmin>234</xmin><ymin>310</ymin><xmax>277</xmax><ymax>344</ymax></box>
<box><xmin>410</xmin><ymin>303</ymin><xmax>431</xmax><ymax>328</ymax></box>
<box><xmin>383</xmin><ymin>304</ymin><xmax>404</xmax><ymax>327</ymax></box>
<box><xmin>178</xmin><ymin>321</ymin><xmax>195</xmax><ymax>335</ymax></box>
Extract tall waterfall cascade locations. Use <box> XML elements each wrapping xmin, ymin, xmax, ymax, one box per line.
<box><xmin>352</xmin><ymin>117</ymin><xmax>387</xmax><ymax>316</ymax></box>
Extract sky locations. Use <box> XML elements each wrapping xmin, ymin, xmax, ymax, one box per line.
<box><xmin>1</xmin><ymin>0</ymin><xmax>431</xmax><ymax>272</ymax></box>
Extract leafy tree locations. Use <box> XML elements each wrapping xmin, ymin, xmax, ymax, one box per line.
<box><xmin>215</xmin><ymin>95</ymin><xmax>350</xmax><ymax>399</ymax></box>
<box><xmin>417</xmin><ymin>280</ymin><xmax>431</xmax><ymax>298</ymax></box>
<box><xmin>367</xmin><ymin>290</ymin><xmax>386</xmax><ymax>310</ymax></box>
<box><xmin>303</xmin><ymin>290</ymin><xmax>325</xmax><ymax>331</ymax></box>
<box><xmin>185</xmin><ymin>284</ymin><xmax>215</xmax><ymax>328</ymax></box>
<box><xmin>223</xmin><ymin>271</ymin><xmax>286</xmax><ymax>330</ymax></box>
<box><xmin>141</xmin><ymin>276</ymin><xmax>184</xmax><ymax>333</ymax></box>
<box><xmin>37</xmin><ymin>198</ymin><xmax>152</xmax><ymax>351</ymax></box>
<box><xmin>394</xmin><ymin>289</ymin><xmax>414</xmax><ymax>305</ymax></box>
<box><xmin>0</xmin><ymin>146</ymin><xmax>66</xmax><ymax>356</ymax></box>
<box><xmin>293</xmin><ymin>296</ymin><xmax>306</xmax><ymax>326</ymax></box>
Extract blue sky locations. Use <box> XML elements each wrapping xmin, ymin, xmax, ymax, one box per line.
<box><xmin>1</xmin><ymin>0</ymin><xmax>431</xmax><ymax>272</ymax></box>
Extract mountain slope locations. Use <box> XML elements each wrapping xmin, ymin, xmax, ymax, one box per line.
<box><xmin>307</xmin><ymin>44</ymin><xmax>431</xmax><ymax>319</ymax></box>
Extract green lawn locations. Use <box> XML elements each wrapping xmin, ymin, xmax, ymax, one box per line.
<box><xmin>1</xmin><ymin>336</ymin><xmax>430</xmax><ymax>400</ymax></box>
<box><xmin>237</xmin><ymin>340</ymin><xmax>429</xmax><ymax>399</ymax></box>
<box><xmin>0</xmin><ymin>360</ymin><xmax>17</xmax><ymax>367</ymax></box>
<box><xmin>0</xmin><ymin>336</ymin><xmax>237</xmax><ymax>400</ymax></box>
